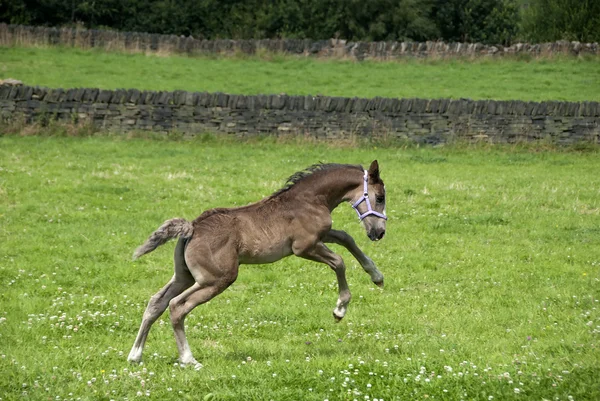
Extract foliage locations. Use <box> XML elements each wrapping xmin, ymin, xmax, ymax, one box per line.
<box><xmin>6</xmin><ymin>0</ymin><xmax>600</xmax><ymax>43</ymax></box>
<box><xmin>0</xmin><ymin>135</ymin><xmax>599</xmax><ymax>400</ymax></box>
<box><xmin>520</xmin><ymin>0</ymin><xmax>600</xmax><ymax>43</ymax></box>
<box><xmin>0</xmin><ymin>0</ymin><xmax>524</xmax><ymax>44</ymax></box>
<box><xmin>433</xmin><ymin>0</ymin><xmax>520</xmax><ymax>45</ymax></box>
<box><xmin>2</xmin><ymin>46</ymin><xmax>600</xmax><ymax>102</ymax></box>
<box><xmin>315</xmin><ymin>0</ymin><xmax>439</xmax><ymax>42</ymax></box>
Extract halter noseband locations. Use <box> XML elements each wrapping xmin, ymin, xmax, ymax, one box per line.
<box><xmin>351</xmin><ymin>170</ymin><xmax>388</xmax><ymax>221</ymax></box>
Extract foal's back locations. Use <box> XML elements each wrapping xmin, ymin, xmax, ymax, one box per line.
<box><xmin>189</xmin><ymin>196</ymin><xmax>301</xmax><ymax>265</ymax></box>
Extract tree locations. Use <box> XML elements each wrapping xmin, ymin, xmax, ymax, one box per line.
<box><xmin>0</xmin><ymin>0</ymin><xmax>72</xmax><ymax>26</ymax></box>
<box><xmin>520</xmin><ymin>0</ymin><xmax>600</xmax><ymax>42</ymax></box>
<box><xmin>433</xmin><ymin>0</ymin><xmax>519</xmax><ymax>44</ymax></box>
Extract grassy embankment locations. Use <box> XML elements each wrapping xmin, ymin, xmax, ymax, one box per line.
<box><xmin>1</xmin><ymin>46</ymin><xmax>599</xmax><ymax>101</ymax></box>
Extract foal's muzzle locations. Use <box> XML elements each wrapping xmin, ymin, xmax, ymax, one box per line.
<box><xmin>368</xmin><ymin>228</ymin><xmax>386</xmax><ymax>241</ymax></box>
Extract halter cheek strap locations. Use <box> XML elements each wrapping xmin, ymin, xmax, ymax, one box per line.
<box><xmin>351</xmin><ymin>170</ymin><xmax>388</xmax><ymax>221</ymax></box>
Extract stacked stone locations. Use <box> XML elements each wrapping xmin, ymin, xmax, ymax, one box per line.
<box><xmin>1</xmin><ymin>23</ymin><xmax>598</xmax><ymax>60</ymax></box>
<box><xmin>2</xmin><ymin>84</ymin><xmax>599</xmax><ymax>144</ymax></box>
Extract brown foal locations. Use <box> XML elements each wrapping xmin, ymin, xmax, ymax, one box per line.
<box><xmin>128</xmin><ymin>160</ymin><xmax>387</xmax><ymax>366</ymax></box>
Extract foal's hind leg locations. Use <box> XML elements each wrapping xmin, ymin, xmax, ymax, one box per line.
<box><xmin>298</xmin><ymin>242</ymin><xmax>351</xmax><ymax>321</ymax></box>
<box><xmin>168</xmin><ymin>242</ymin><xmax>239</xmax><ymax>366</ymax></box>
<box><xmin>128</xmin><ymin>239</ymin><xmax>194</xmax><ymax>363</ymax></box>
<box><xmin>323</xmin><ymin>229</ymin><xmax>384</xmax><ymax>287</ymax></box>
<box><xmin>168</xmin><ymin>273</ymin><xmax>238</xmax><ymax>366</ymax></box>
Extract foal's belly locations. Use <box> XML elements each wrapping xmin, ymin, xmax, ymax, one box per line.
<box><xmin>238</xmin><ymin>239</ymin><xmax>293</xmax><ymax>264</ymax></box>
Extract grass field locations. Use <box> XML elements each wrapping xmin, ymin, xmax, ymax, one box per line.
<box><xmin>1</xmin><ymin>47</ymin><xmax>599</xmax><ymax>102</ymax></box>
<box><xmin>0</xmin><ymin>134</ymin><xmax>599</xmax><ymax>400</ymax></box>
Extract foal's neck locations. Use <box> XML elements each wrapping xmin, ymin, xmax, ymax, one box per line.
<box><xmin>314</xmin><ymin>167</ymin><xmax>363</xmax><ymax>211</ymax></box>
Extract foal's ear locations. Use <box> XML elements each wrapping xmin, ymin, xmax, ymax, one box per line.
<box><xmin>368</xmin><ymin>160</ymin><xmax>380</xmax><ymax>181</ymax></box>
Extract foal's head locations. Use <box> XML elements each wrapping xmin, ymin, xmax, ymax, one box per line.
<box><xmin>351</xmin><ymin>160</ymin><xmax>387</xmax><ymax>241</ymax></box>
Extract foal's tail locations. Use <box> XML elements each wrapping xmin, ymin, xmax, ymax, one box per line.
<box><xmin>132</xmin><ymin>218</ymin><xmax>194</xmax><ymax>260</ymax></box>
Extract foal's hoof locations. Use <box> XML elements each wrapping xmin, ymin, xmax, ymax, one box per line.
<box><xmin>333</xmin><ymin>312</ymin><xmax>344</xmax><ymax>322</ymax></box>
<box><xmin>127</xmin><ymin>350</ymin><xmax>143</xmax><ymax>364</ymax></box>
<box><xmin>179</xmin><ymin>359</ymin><xmax>201</xmax><ymax>368</ymax></box>
<box><xmin>374</xmin><ymin>279</ymin><xmax>384</xmax><ymax>289</ymax></box>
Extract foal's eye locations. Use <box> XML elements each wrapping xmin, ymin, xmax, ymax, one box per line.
<box><xmin>376</xmin><ymin>195</ymin><xmax>385</xmax><ymax>204</ymax></box>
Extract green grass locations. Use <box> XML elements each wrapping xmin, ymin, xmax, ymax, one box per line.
<box><xmin>0</xmin><ymin>134</ymin><xmax>599</xmax><ymax>400</ymax></box>
<box><xmin>1</xmin><ymin>46</ymin><xmax>599</xmax><ymax>101</ymax></box>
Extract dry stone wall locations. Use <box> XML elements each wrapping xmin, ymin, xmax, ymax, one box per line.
<box><xmin>2</xmin><ymin>85</ymin><xmax>599</xmax><ymax>145</ymax></box>
<box><xmin>1</xmin><ymin>23</ymin><xmax>599</xmax><ymax>60</ymax></box>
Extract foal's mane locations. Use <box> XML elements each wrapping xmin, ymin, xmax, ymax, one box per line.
<box><xmin>271</xmin><ymin>163</ymin><xmax>362</xmax><ymax>197</ymax></box>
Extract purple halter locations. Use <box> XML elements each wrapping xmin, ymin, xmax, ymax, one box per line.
<box><xmin>351</xmin><ymin>170</ymin><xmax>388</xmax><ymax>221</ymax></box>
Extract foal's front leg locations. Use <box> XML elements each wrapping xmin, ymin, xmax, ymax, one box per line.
<box><xmin>297</xmin><ymin>242</ymin><xmax>351</xmax><ymax>321</ymax></box>
<box><xmin>323</xmin><ymin>229</ymin><xmax>384</xmax><ymax>287</ymax></box>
